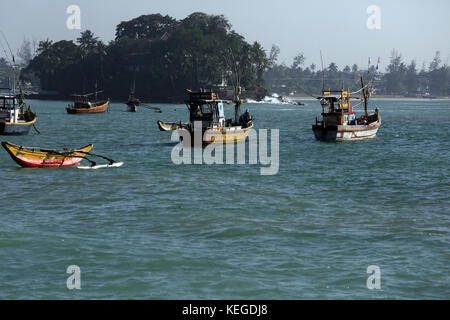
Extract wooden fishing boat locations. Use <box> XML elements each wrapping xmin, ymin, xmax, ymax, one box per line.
<box><xmin>158</xmin><ymin>89</ymin><xmax>253</xmax><ymax>145</ymax></box>
<box><xmin>312</xmin><ymin>78</ymin><xmax>381</xmax><ymax>141</ymax></box>
<box><xmin>0</xmin><ymin>87</ymin><xmax>37</xmax><ymax>135</ymax></box>
<box><xmin>1</xmin><ymin>141</ymin><xmax>93</xmax><ymax>167</ymax></box>
<box><xmin>66</xmin><ymin>91</ymin><xmax>109</xmax><ymax>114</ymax></box>
<box><xmin>126</xmin><ymin>90</ymin><xmax>140</xmax><ymax>112</ymax></box>
<box><xmin>157</xmin><ymin>120</ymin><xmax>188</xmax><ymax>131</ymax></box>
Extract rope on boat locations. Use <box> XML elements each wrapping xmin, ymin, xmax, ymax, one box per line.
<box><xmin>349</xmin><ymin>83</ymin><xmax>370</xmax><ymax>95</ymax></box>
<box><xmin>350</xmin><ymin>100</ymin><xmax>364</xmax><ymax>109</ymax></box>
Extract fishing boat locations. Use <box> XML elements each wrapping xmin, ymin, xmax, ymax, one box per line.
<box><xmin>312</xmin><ymin>78</ymin><xmax>381</xmax><ymax>141</ymax></box>
<box><xmin>157</xmin><ymin>120</ymin><xmax>188</xmax><ymax>131</ymax></box>
<box><xmin>126</xmin><ymin>90</ymin><xmax>140</xmax><ymax>112</ymax></box>
<box><xmin>157</xmin><ymin>89</ymin><xmax>253</xmax><ymax>145</ymax></box>
<box><xmin>2</xmin><ymin>141</ymin><xmax>93</xmax><ymax>167</ymax></box>
<box><xmin>0</xmin><ymin>85</ymin><xmax>37</xmax><ymax>135</ymax></box>
<box><xmin>66</xmin><ymin>91</ymin><xmax>109</xmax><ymax>114</ymax></box>
<box><xmin>2</xmin><ymin>141</ymin><xmax>124</xmax><ymax>169</ymax></box>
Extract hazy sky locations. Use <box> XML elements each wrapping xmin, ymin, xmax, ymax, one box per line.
<box><xmin>1</xmin><ymin>0</ymin><xmax>449</xmax><ymax>71</ymax></box>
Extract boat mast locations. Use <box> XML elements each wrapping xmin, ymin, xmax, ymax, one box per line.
<box><xmin>320</xmin><ymin>50</ymin><xmax>325</xmax><ymax>92</ymax></box>
<box><xmin>95</xmin><ymin>80</ymin><xmax>98</xmax><ymax>101</ymax></box>
<box><xmin>360</xmin><ymin>77</ymin><xmax>368</xmax><ymax>118</ymax></box>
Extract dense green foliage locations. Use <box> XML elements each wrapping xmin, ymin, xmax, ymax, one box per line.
<box><xmin>14</xmin><ymin>12</ymin><xmax>450</xmax><ymax>100</ymax></box>
<box><xmin>23</xmin><ymin>13</ymin><xmax>269</xmax><ymax>101</ymax></box>
<box><xmin>265</xmin><ymin>49</ymin><xmax>450</xmax><ymax>97</ymax></box>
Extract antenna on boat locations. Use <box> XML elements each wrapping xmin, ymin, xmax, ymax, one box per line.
<box><xmin>320</xmin><ymin>50</ymin><xmax>325</xmax><ymax>92</ymax></box>
<box><xmin>0</xmin><ymin>31</ymin><xmax>18</xmax><ymax>97</ymax></box>
<box><xmin>0</xmin><ymin>30</ymin><xmax>15</xmax><ymax>65</ymax></box>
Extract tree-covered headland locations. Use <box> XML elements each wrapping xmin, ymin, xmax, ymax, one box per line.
<box><xmin>13</xmin><ymin>12</ymin><xmax>450</xmax><ymax>101</ymax></box>
<box><xmin>23</xmin><ymin>13</ymin><xmax>269</xmax><ymax>102</ymax></box>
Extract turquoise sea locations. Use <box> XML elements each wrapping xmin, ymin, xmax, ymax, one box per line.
<box><xmin>0</xmin><ymin>99</ymin><xmax>448</xmax><ymax>299</ymax></box>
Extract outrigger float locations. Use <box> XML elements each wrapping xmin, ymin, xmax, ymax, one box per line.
<box><xmin>312</xmin><ymin>78</ymin><xmax>381</xmax><ymax>141</ymax></box>
<box><xmin>157</xmin><ymin>89</ymin><xmax>253</xmax><ymax>145</ymax></box>
<box><xmin>1</xmin><ymin>141</ymin><xmax>123</xmax><ymax>169</ymax></box>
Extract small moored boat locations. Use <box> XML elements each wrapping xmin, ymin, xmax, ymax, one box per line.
<box><xmin>2</xmin><ymin>141</ymin><xmax>94</xmax><ymax>167</ymax></box>
<box><xmin>158</xmin><ymin>89</ymin><xmax>253</xmax><ymax>145</ymax></box>
<box><xmin>312</xmin><ymin>78</ymin><xmax>381</xmax><ymax>141</ymax></box>
<box><xmin>0</xmin><ymin>81</ymin><xmax>37</xmax><ymax>135</ymax></box>
<box><xmin>126</xmin><ymin>90</ymin><xmax>140</xmax><ymax>112</ymax></box>
<box><xmin>157</xmin><ymin>120</ymin><xmax>188</xmax><ymax>131</ymax></box>
<box><xmin>66</xmin><ymin>91</ymin><xmax>109</xmax><ymax>114</ymax></box>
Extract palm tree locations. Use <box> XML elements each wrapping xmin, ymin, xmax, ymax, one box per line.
<box><xmin>77</xmin><ymin>30</ymin><xmax>99</xmax><ymax>56</ymax></box>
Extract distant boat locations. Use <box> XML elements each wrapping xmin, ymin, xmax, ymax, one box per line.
<box><xmin>422</xmin><ymin>92</ymin><xmax>436</xmax><ymax>99</ymax></box>
<box><xmin>0</xmin><ymin>86</ymin><xmax>37</xmax><ymax>135</ymax></box>
<box><xmin>2</xmin><ymin>141</ymin><xmax>93</xmax><ymax>167</ymax></box>
<box><xmin>66</xmin><ymin>91</ymin><xmax>109</xmax><ymax>114</ymax></box>
<box><xmin>126</xmin><ymin>91</ymin><xmax>162</xmax><ymax>113</ymax></box>
<box><xmin>312</xmin><ymin>77</ymin><xmax>381</xmax><ymax>141</ymax></box>
<box><xmin>158</xmin><ymin>88</ymin><xmax>253</xmax><ymax>145</ymax></box>
<box><xmin>126</xmin><ymin>90</ymin><xmax>140</xmax><ymax>112</ymax></box>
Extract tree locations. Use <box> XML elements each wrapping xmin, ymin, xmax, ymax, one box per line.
<box><xmin>180</xmin><ymin>12</ymin><xmax>230</xmax><ymax>35</ymax></box>
<box><xmin>77</xmin><ymin>30</ymin><xmax>100</xmax><ymax>56</ymax></box>
<box><xmin>328</xmin><ymin>62</ymin><xmax>338</xmax><ymax>74</ymax></box>
<box><xmin>384</xmin><ymin>49</ymin><xmax>406</xmax><ymax>95</ymax></box>
<box><xmin>251</xmin><ymin>41</ymin><xmax>269</xmax><ymax>86</ymax></box>
<box><xmin>429</xmin><ymin>51</ymin><xmax>441</xmax><ymax>71</ymax></box>
<box><xmin>115</xmin><ymin>14</ymin><xmax>177</xmax><ymax>40</ymax></box>
<box><xmin>292</xmin><ymin>53</ymin><xmax>305</xmax><ymax>70</ymax></box>
<box><xmin>268</xmin><ymin>44</ymin><xmax>280</xmax><ymax>67</ymax></box>
<box><xmin>404</xmin><ymin>60</ymin><xmax>418</xmax><ymax>96</ymax></box>
<box><xmin>25</xmin><ymin>12</ymin><xmax>267</xmax><ymax>101</ymax></box>
<box><xmin>17</xmin><ymin>38</ymin><xmax>36</xmax><ymax>65</ymax></box>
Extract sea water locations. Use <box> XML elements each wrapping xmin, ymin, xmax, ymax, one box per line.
<box><xmin>0</xmin><ymin>99</ymin><xmax>448</xmax><ymax>299</ymax></box>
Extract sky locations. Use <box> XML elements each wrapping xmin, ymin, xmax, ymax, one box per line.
<box><xmin>1</xmin><ymin>0</ymin><xmax>449</xmax><ymax>71</ymax></box>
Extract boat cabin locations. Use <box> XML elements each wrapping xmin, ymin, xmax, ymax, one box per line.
<box><xmin>186</xmin><ymin>91</ymin><xmax>227</xmax><ymax>129</ymax></box>
<box><xmin>70</xmin><ymin>91</ymin><xmax>106</xmax><ymax>109</ymax></box>
<box><xmin>318</xmin><ymin>89</ymin><xmax>357</xmax><ymax>125</ymax></box>
<box><xmin>0</xmin><ymin>94</ymin><xmax>17</xmax><ymax>120</ymax></box>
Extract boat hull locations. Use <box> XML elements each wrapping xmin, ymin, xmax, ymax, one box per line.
<box><xmin>0</xmin><ymin>117</ymin><xmax>37</xmax><ymax>135</ymax></box>
<box><xmin>1</xmin><ymin>141</ymin><xmax>94</xmax><ymax>168</ymax></box>
<box><xmin>157</xmin><ymin>120</ymin><xmax>188</xmax><ymax>131</ymax></box>
<box><xmin>202</xmin><ymin>125</ymin><xmax>253</xmax><ymax>144</ymax></box>
<box><xmin>66</xmin><ymin>100</ymin><xmax>109</xmax><ymax>114</ymax></box>
<box><xmin>312</xmin><ymin>121</ymin><xmax>381</xmax><ymax>142</ymax></box>
<box><xmin>127</xmin><ymin>104</ymin><xmax>137</xmax><ymax>112</ymax></box>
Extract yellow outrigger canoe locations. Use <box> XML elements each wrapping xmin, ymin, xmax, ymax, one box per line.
<box><xmin>1</xmin><ymin>141</ymin><xmax>93</xmax><ymax>167</ymax></box>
